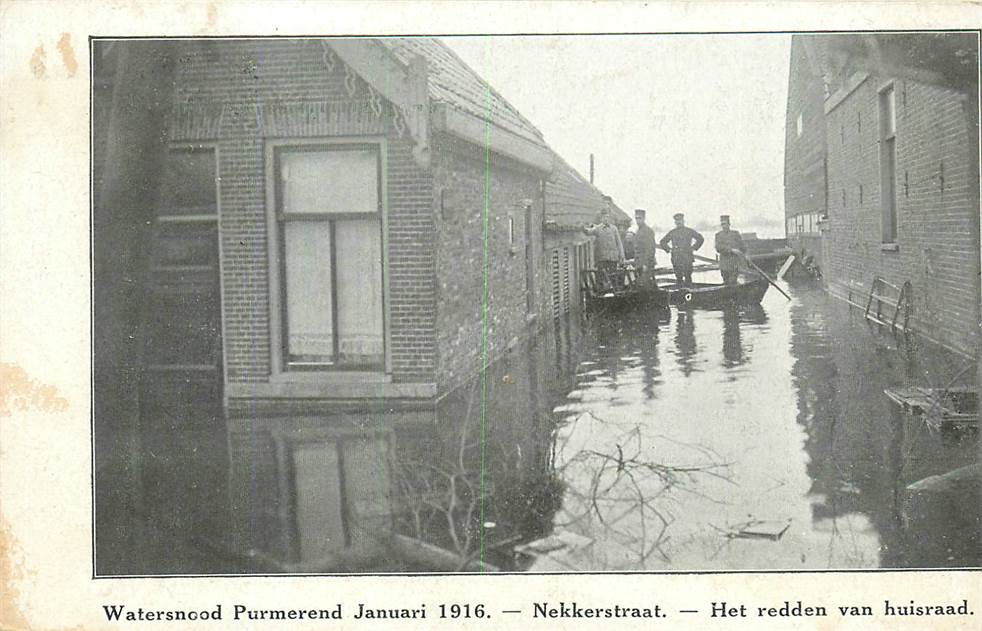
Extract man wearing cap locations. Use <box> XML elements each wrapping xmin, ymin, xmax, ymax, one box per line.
<box><xmin>715</xmin><ymin>214</ymin><xmax>746</xmax><ymax>286</ymax></box>
<box><xmin>658</xmin><ymin>213</ymin><xmax>704</xmax><ymax>286</ymax></box>
<box><xmin>633</xmin><ymin>208</ymin><xmax>658</xmax><ymax>286</ymax></box>
<box><xmin>583</xmin><ymin>197</ymin><xmax>625</xmax><ymax>289</ymax></box>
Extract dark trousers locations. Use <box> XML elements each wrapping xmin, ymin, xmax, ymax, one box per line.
<box><xmin>597</xmin><ymin>260</ymin><xmax>619</xmax><ymax>289</ymax></box>
<box><xmin>673</xmin><ymin>262</ymin><xmax>693</xmax><ymax>286</ymax></box>
<box><xmin>721</xmin><ymin>269</ymin><xmax>739</xmax><ymax>286</ymax></box>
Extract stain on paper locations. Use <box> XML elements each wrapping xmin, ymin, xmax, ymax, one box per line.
<box><xmin>0</xmin><ymin>519</ymin><xmax>30</xmax><ymax>631</ymax></box>
<box><xmin>57</xmin><ymin>33</ymin><xmax>78</xmax><ymax>77</ymax></box>
<box><xmin>207</xmin><ymin>3</ymin><xmax>218</xmax><ymax>28</ymax></box>
<box><xmin>29</xmin><ymin>45</ymin><xmax>45</xmax><ymax>79</ymax></box>
<box><xmin>0</xmin><ymin>363</ymin><xmax>69</xmax><ymax>417</ymax></box>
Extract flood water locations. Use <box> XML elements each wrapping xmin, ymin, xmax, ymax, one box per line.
<box><xmin>411</xmin><ymin>274</ymin><xmax>980</xmax><ymax>572</ymax></box>
<box><xmin>101</xmin><ymin>275</ymin><xmax>980</xmax><ymax>575</ymax></box>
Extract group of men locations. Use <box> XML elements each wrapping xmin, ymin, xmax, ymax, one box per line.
<box><xmin>583</xmin><ymin>196</ymin><xmax>747</xmax><ymax>288</ymax></box>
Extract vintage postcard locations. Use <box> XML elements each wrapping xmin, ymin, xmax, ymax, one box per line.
<box><xmin>1</xmin><ymin>1</ymin><xmax>980</xmax><ymax>630</ymax></box>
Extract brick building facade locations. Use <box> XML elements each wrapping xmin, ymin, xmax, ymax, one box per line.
<box><xmin>93</xmin><ymin>37</ymin><xmax>623</xmax><ymax>567</ymax></box>
<box><xmin>784</xmin><ymin>33</ymin><xmax>980</xmax><ymax>355</ymax></box>
<box><xmin>89</xmin><ymin>39</ymin><xmax>558</xmax><ymax>411</ymax></box>
<box><xmin>784</xmin><ymin>36</ymin><xmax>829</xmax><ymax>273</ymax></box>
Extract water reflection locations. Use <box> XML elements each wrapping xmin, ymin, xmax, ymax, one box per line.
<box><xmin>790</xmin><ymin>290</ymin><xmax>979</xmax><ymax>568</ymax></box>
<box><xmin>117</xmin><ymin>279</ymin><xmax>978</xmax><ymax>573</ymax></box>
<box><xmin>672</xmin><ymin>309</ymin><xmax>698</xmax><ymax>375</ymax></box>
<box><xmin>721</xmin><ymin>304</ymin><xmax>767</xmax><ymax>368</ymax></box>
<box><xmin>399</xmin><ymin>277</ymin><xmax>979</xmax><ymax>571</ymax></box>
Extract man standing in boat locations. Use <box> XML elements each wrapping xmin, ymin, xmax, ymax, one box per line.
<box><xmin>715</xmin><ymin>214</ymin><xmax>746</xmax><ymax>286</ymax></box>
<box><xmin>633</xmin><ymin>208</ymin><xmax>658</xmax><ymax>287</ymax></box>
<box><xmin>658</xmin><ymin>212</ymin><xmax>704</xmax><ymax>286</ymax></box>
<box><xmin>583</xmin><ymin>197</ymin><xmax>625</xmax><ymax>290</ymax></box>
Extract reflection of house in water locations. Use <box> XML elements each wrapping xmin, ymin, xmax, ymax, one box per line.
<box><xmin>788</xmin><ymin>292</ymin><xmax>979</xmax><ymax>568</ymax></box>
<box><xmin>93</xmin><ymin>38</ymin><xmax>621</xmax><ymax>573</ymax></box>
<box><xmin>394</xmin><ymin>327</ymin><xmax>576</xmax><ymax>570</ymax></box>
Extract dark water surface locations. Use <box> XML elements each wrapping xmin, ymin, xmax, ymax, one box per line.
<box><xmin>424</xmin><ymin>275</ymin><xmax>979</xmax><ymax>571</ymax></box>
<box><xmin>107</xmin><ymin>276</ymin><xmax>979</xmax><ymax>574</ymax></box>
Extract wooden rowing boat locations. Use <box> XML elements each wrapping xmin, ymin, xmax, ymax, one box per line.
<box><xmin>661</xmin><ymin>275</ymin><xmax>769</xmax><ymax>308</ymax></box>
<box><xmin>580</xmin><ymin>268</ymin><xmax>669</xmax><ymax>314</ymax></box>
<box><xmin>581</xmin><ymin>269</ymin><xmax>769</xmax><ymax>313</ymax></box>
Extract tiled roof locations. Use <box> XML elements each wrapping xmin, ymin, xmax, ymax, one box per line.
<box><xmin>379</xmin><ymin>38</ymin><xmax>546</xmax><ymax>146</ymax></box>
<box><xmin>545</xmin><ymin>155</ymin><xmax>631</xmax><ymax>228</ymax></box>
<box><xmin>378</xmin><ymin>38</ymin><xmax>628</xmax><ymax>228</ymax></box>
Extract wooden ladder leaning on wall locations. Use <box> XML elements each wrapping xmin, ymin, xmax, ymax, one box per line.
<box><xmin>864</xmin><ymin>276</ymin><xmax>913</xmax><ymax>333</ymax></box>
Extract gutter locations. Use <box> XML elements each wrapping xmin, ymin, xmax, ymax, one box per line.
<box><xmin>431</xmin><ymin>102</ymin><xmax>555</xmax><ymax>174</ymax></box>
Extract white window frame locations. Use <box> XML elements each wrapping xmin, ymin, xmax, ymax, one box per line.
<box><xmin>264</xmin><ymin>136</ymin><xmax>391</xmax><ymax>382</ymax></box>
<box><xmin>878</xmin><ymin>81</ymin><xmax>899</xmax><ymax>246</ymax></box>
<box><xmin>147</xmin><ymin>142</ymin><xmax>227</xmax><ymax>379</ymax></box>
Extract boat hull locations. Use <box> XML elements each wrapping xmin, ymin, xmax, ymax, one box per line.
<box><xmin>584</xmin><ymin>285</ymin><xmax>670</xmax><ymax>314</ymax></box>
<box><xmin>664</xmin><ymin>276</ymin><xmax>770</xmax><ymax>308</ymax></box>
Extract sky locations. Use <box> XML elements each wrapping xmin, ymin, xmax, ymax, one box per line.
<box><xmin>447</xmin><ymin>35</ymin><xmax>792</xmax><ymax>237</ymax></box>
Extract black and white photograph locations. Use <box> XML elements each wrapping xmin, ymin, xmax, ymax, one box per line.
<box><xmin>87</xmin><ymin>29</ymin><xmax>980</xmax><ymax>579</ymax></box>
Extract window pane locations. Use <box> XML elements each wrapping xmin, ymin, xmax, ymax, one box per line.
<box><xmin>152</xmin><ymin>222</ymin><xmax>218</xmax><ymax>268</ymax></box>
<box><xmin>284</xmin><ymin>222</ymin><xmax>334</xmax><ymax>362</ymax></box>
<box><xmin>881</xmin><ymin>88</ymin><xmax>896</xmax><ymax>137</ymax></box>
<box><xmin>159</xmin><ymin>149</ymin><xmax>217</xmax><ymax>214</ymax></box>
<box><xmin>335</xmin><ymin>219</ymin><xmax>383</xmax><ymax>367</ymax></box>
<box><xmin>281</xmin><ymin>149</ymin><xmax>378</xmax><ymax>215</ymax></box>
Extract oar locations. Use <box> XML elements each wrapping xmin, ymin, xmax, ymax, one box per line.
<box><xmin>692</xmin><ymin>252</ymin><xmax>791</xmax><ymax>301</ymax></box>
<box><xmin>692</xmin><ymin>253</ymin><xmax>720</xmax><ymax>267</ymax></box>
<box><xmin>739</xmin><ymin>252</ymin><xmax>791</xmax><ymax>301</ymax></box>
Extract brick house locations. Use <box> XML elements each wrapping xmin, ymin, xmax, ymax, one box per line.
<box><xmin>93</xmin><ymin>37</ymin><xmax>630</xmax><ymax>569</ymax></box>
<box><xmin>784</xmin><ymin>33</ymin><xmax>980</xmax><ymax>355</ymax></box>
<box><xmin>784</xmin><ymin>36</ymin><xmax>830</xmax><ymax>274</ymax></box>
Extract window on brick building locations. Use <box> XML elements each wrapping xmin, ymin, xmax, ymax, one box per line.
<box><xmin>274</xmin><ymin>144</ymin><xmax>384</xmax><ymax>370</ymax></box>
<box><xmin>523</xmin><ymin>200</ymin><xmax>535</xmax><ymax>313</ymax></box>
<box><xmin>146</xmin><ymin>145</ymin><xmax>222</xmax><ymax>372</ymax></box>
<box><xmin>795</xmin><ymin>112</ymin><xmax>803</xmax><ymax>138</ymax></box>
<box><xmin>879</xmin><ymin>84</ymin><xmax>898</xmax><ymax>244</ymax></box>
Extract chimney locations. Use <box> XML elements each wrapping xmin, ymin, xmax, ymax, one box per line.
<box><xmin>589</xmin><ymin>153</ymin><xmax>595</xmax><ymax>184</ymax></box>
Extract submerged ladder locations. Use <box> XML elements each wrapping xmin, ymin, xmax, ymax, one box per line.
<box><xmin>864</xmin><ymin>276</ymin><xmax>912</xmax><ymax>332</ymax></box>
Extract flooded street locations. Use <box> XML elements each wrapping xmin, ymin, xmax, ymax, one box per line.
<box><xmin>114</xmin><ymin>276</ymin><xmax>979</xmax><ymax>575</ymax></box>
<box><xmin>418</xmin><ymin>274</ymin><xmax>979</xmax><ymax>572</ymax></box>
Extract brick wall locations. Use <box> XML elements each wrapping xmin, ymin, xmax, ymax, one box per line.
<box><xmin>784</xmin><ymin>37</ymin><xmax>829</xmax><ymax>271</ymax></box>
<box><xmin>161</xmin><ymin>40</ymin><xmax>444</xmax><ymax>555</ymax></box>
<box><xmin>824</xmin><ymin>74</ymin><xmax>980</xmax><ymax>353</ymax></box>
<box><xmin>165</xmin><ymin>40</ymin><xmax>438</xmax><ymax>411</ymax></box>
<box><xmin>432</xmin><ymin>135</ymin><xmax>547</xmax><ymax>394</ymax></box>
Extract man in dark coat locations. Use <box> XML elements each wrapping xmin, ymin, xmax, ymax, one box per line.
<box><xmin>658</xmin><ymin>213</ymin><xmax>704</xmax><ymax>286</ymax></box>
<box><xmin>715</xmin><ymin>214</ymin><xmax>746</xmax><ymax>285</ymax></box>
<box><xmin>633</xmin><ymin>208</ymin><xmax>657</xmax><ymax>286</ymax></box>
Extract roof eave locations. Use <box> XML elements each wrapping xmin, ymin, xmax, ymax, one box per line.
<box><xmin>431</xmin><ymin>103</ymin><xmax>554</xmax><ymax>174</ymax></box>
